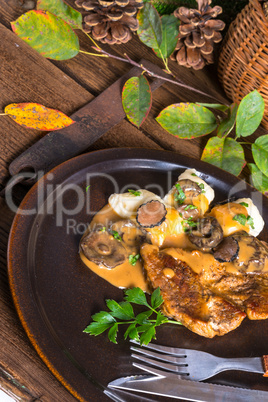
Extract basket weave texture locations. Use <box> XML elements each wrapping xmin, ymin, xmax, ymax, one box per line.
<box><xmin>217</xmin><ymin>0</ymin><xmax>268</xmax><ymax>130</ymax></box>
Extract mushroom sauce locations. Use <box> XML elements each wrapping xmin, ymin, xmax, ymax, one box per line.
<box><xmin>79</xmin><ymin>169</ymin><xmax>267</xmax><ymax>290</ymax></box>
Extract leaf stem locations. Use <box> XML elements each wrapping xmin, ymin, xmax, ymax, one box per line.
<box><xmin>90</xmin><ymin>47</ymin><xmax>224</xmax><ymax>102</ymax></box>
<box><xmin>79</xmin><ymin>50</ymin><xmax>108</xmax><ymax>57</ymax></box>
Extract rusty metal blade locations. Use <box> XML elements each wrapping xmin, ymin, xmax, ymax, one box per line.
<box><xmin>8</xmin><ymin>59</ymin><xmax>164</xmax><ymax>182</ymax></box>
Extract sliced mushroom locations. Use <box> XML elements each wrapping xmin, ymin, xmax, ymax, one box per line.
<box><xmin>109</xmin><ymin>219</ymin><xmax>146</xmax><ymax>248</ymax></box>
<box><xmin>136</xmin><ymin>200</ymin><xmax>167</xmax><ymax>228</ymax></box>
<box><xmin>175</xmin><ymin>179</ymin><xmax>202</xmax><ymax>206</ymax></box>
<box><xmin>213</xmin><ymin>236</ymin><xmax>239</xmax><ymax>262</ymax></box>
<box><xmin>188</xmin><ymin>216</ymin><xmax>223</xmax><ymax>250</ymax></box>
<box><xmin>80</xmin><ymin>225</ymin><xmax>128</xmax><ymax>269</ymax></box>
<box><xmin>176</xmin><ymin>204</ymin><xmax>200</xmax><ymax>220</ymax></box>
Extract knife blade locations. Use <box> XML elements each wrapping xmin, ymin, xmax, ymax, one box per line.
<box><xmin>108</xmin><ymin>373</ymin><xmax>268</xmax><ymax>401</ymax></box>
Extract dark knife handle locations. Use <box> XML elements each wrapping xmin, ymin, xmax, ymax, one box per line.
<box><xmin>8</xmin><ymin>59</ymin><xmax>164</xmax><ymax>183</ymax></box>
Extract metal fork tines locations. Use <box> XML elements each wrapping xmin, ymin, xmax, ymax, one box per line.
<box><xmin>130</xmin><ymin>342</ymin><xmax>265</xmax><ymax>381</ymax></box>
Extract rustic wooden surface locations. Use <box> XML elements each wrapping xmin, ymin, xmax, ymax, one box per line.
<box><xmin>0</xmin><ymin>1</ymin><xmax>267</xmax><ymax>401</ymax></box>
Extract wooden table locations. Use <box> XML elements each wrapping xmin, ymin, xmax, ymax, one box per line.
<box><xmin>0</xmin><ymin>1</ymin><xmax>267</xmax><ymax>401</ymax></box>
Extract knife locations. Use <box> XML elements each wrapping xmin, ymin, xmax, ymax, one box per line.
<box><xmin>108</xmin><ymin>370</ymin><xmax>268</xmax><ymax>401</ymax></box>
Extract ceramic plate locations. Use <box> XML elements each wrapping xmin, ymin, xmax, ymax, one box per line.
<box><xmin>7</xmin><ymin>148</ymin><xmax>268</xmax><ymax>401</ymax></box>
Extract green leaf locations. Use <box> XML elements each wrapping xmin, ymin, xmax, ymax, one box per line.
<box><xmin>135</xmin><ymin>310</ymin><xmax>153</xmax><ymax>324</ymax></box>
<box><xmin>122</xmin><ymin>75</ymin><xmax>152</xmax><ymax>128</ymax></box>
<box><xmin>36</xmin><ymin>0</ymin><xmax>82</xmax><ymax>29</ymax></box>
<box><xmin>136</xmin><ymin>323</ymin><xmax>153</xmax><ymax>333</ymax></box>
<box><xmin>150</xmin><ymin>287</ymin><xmax>163</xmax><ymax>310</ymax></box>
<box><xmin>140</xmin><ymin>326</ymin><xmax>156</xmax><ymax>345</ymax></box>
<box><xmin>155</xmin><ymin>311</ymin><xmax>169</xmax><ymax>326</ymax></box>
<box><xmin>11</xmin><ymin>10</ymin><xmax>79</xmax><ymax>60</ymax></box>
<box><xmin>137</xmin><ymin>2</ymin><xmax>162</xmax><ymax>49</ymax></box>
<box><xmin>128</xmin><ymin>254</ymin><xmax>140</xmax><ymax>266</ymax></box>
<box><xmin>124</xmin><ymin>287</ymin><xmax>150</xmax><ymax>308</ymax></box>
<box><xmin>252</xmin><ymin>135</ymin><xmax>268</xmax><ymax>177</ymax></box>
<box><xmin>124</xmin><ymin>323</ymin><xmax>139</xmax><ymax>341</ymax></box>
<box><xmin>83</xmin><ymin>322</ymin><xmax>112</xmax><ymax>336</ymax></box>
<box><xmin>236</xmin><ymin>90</ymin><xmax>265</xmax><ymax>137</ymax></box>
<box><xmin>217</xmin><ymin>103</ymin><xmax>238</xmax><ymax>138</ymax></box>
<box><xmin>197</xmin><ymin>103</ymin><xmax>230</xmax><ymax>112</ymax></box>
<box><xmin>248</xmin><ymin>163</ymin><xmax>268</xmax><ymax>195</ymax></box>
<box><xmin>201</xmin><ymin>137</ymin><xmax>246</xmax><ymax>176</ymax></box>
<box><xmin>153</xmin><ymin>14</ymin><xmax>179</xmax><ymax>58</ymax></box>
<box><xmin>91</xmin><ymin>311</ymin><xmax>116</xmax><ymax>324</ymax></box>
<box><xmin>108</xmin><ymin>323</ymin><xmax>119</xmax><ymax>344</ymax></box>
<box><xmin>106</xmin><ymin>300</ymin><xmax>134</xmax><ymax>320</ymax></box>
<box><xmin>156</xmin><ymin>103</ymin><xmax>217</xmax><ymax>138</ymax></box>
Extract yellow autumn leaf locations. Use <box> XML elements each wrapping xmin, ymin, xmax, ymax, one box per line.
<box><xmin>4</xmin><ymin>102</ymin><xmax>75</xmax><ymax>131</ymax></box>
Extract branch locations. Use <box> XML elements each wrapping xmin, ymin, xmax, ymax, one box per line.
<box><xmin>91</xmin><ymin>47</ymin><xmax>225</xmax><ymax>103</ymax></box>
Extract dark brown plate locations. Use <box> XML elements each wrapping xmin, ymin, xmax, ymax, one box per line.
<box><xmin>7</xmin><ymin>148</ymin><xmax>268</xmax><ymax>401</ymax></box>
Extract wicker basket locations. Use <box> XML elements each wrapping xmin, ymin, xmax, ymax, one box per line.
<box><xmin>217</xmin><ymin>0</ymin><xmax>268</xmax><ymax>130</ymax></box>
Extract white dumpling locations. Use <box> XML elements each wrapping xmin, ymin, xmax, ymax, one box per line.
<box><xmin>108</xmin><ymin>189</ymin><xmax>162</xmax><ymax>218</ymax></box>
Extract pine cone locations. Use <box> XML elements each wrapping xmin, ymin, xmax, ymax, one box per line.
<box><xmin>75</xmin><ymin>0</ymin><xmax>143</xmax><ymax>44</ymax></box>
<box><xmin>171</xmin><ymin>0</ymin><xmax>225</xmax><ymax>70</ymax></box>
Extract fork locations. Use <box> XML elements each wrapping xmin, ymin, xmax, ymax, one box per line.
<box><xmin>130</xmin><ymin>342</ymin><xmax>268</xmax><ymax>381</ymax></box>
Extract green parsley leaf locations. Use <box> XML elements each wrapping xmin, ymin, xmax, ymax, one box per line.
<box><xmin>184</xmin><ymin>204</ymin><xmax>197</xmax><ymax>210</ymax></box>
<box><xmin>233</xmin><ymin>213</ymin><xmax>247</xmax><ymax>226</ymax></box>
<box><xmin>198</xmin><ymin>183</ymin><xmax>205</xmax><ymax>193</ymax></box>
<box><xmin>128</xmin><ymin>189</ymin><xmax>141</xmax><ymax>196</ymax></box>
<box><xmin>191</xmin><ymin>173</ymin><xmax>197</xmax><ymax>177</ymax></box>
<box><xmin>85</xmin><ymin>185</ymin><xmax>91</xmax><ymax>192</ymax></box>
<box><xmin>83</xmin><ymin>322</ymin><xmax>112</xmax><ymax>336</ymax></box>
<box><xmin>108</xmin><ymin>323</ymin><xmax>118</xmax><ymax>344</ymax></box>
<box><xmin>150</xmin><ymin>287</ymin><xmax>163</xmax><ymax>310</ymax></box>
<box><xmin>240</xmin><ymin>202</ymin><xmax>249</xmax><ymax>207</ymax></box>
<box><xmin>98</xmin><ymin>226</ymin><xmax>106</xmax><ymax>232</ymax></box>
<box><xmin>247</xmin><ymin>215</ymin><xmax>255</xmax><ymax>230</ymax></box>
<box><xmin>91</xmin><ymin>311</ymin><xmax>116</xmax><ymax>324</ymax></box>
<box><xmin>135</xmin><ymin>310</ymin><xmax>153</xmax><ymax>324</ymax></box>
<box><xmin>155</xmin><ymin>311</ymin><xmax>169</xmax><ymax>326</ymax></box>
<box><xmin>129</xmin><ymin>254</ymin><xmax>140</xmax><ymax>266</ymax></box>
<box><xmin>111</xmin><ymin>230</ymin><xmax>122</xmax><ymax>241</ymax></box>
<box><xmin>124</xmin><ymin>323</ymin><xmax>139</xmax><ymax>341</ymax></box>
<box><xmin>174</xmin><ymin>183</ymin><xmax>186</xmax><ymax>204</ymax></box>
<box><xmin>140</xmin><ymin>326</ymin><xmax>156</xmax><ymax>345</ymax></box>
<box><xmin>106</xmin><ymin>300</ymin><xmax>134</xmax><ymax>320</ymax></box>
<box><xmin>124</xmin><ymin>287</ymin><xmax>150</xmax><ymax>308</ymax></box>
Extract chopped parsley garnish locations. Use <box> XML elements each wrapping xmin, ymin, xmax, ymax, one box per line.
<box><xmin>191</xmin><ymin>173</ymin><xmax>197</xmax><ymax>176</ymax></box>
<box><xmin>239</xmin><ymin>202</ymin><xmax>249</xmax><ymax>207</ymax></box>
<box><xmin>111</xmin><ymin>230</ymin><xmax>122</xmax><ymax>241</ymax></box>
<box><xmin>98</xmin><ymin>226</ymin><xmax>106</xmax><ymax>232</ymax></box>
<box><xmin>247</xmin><ymin>216</ymin><xmax>255</xmax><ymax>230</ymax></box>
<box><xmin>182</xmin><ymin>217</ymin><xmax>197</xmax><ymax>231</ymax></box>
<box><xmin>198</xmin><ymin>183</ymin><xmax>205</xmax><ymax>193</ymax></box>
<box><xmin>85</xmin><ymin>185</ymin><xmax>91</xmax><ymax>192</ymax></box>
<box><xmin>128</xmin><ymin>189</ymin><xmax>141</xmax><ymax>196</ymax></box>
<box><xmin>83</xmin><ymin>287</ymin><xmax>182</xmax><ymax>345</ymax></box>
<box><xmin>184</xmin><ymin>204</ymin><xmax>197</xmax><ymax>210</ymax></box>
<box><xmin>129</xmin><ymin>254</ymin><xmax>140</xmax><ymax>266</ymax></box>
<box><xmin>174</xmin><ymin>183</ymin><xmax>186</xmax><ymax>204</ymax></box>
<box><xmin>233</xmin><ymin>214</ymin><xmax>255</xmax><ymax>229</ymax></box>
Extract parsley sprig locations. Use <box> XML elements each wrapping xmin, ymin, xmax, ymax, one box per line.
<box><xmin>83</xmin><ymin>287</ymin><xmax>181</xmax><ymax>345</ymax></box>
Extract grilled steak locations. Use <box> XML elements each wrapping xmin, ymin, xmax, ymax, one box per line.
<box><xmin>140</xmin><ymin>243</ymin><xmax>246</xmax><ymax>338</ymax></box>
